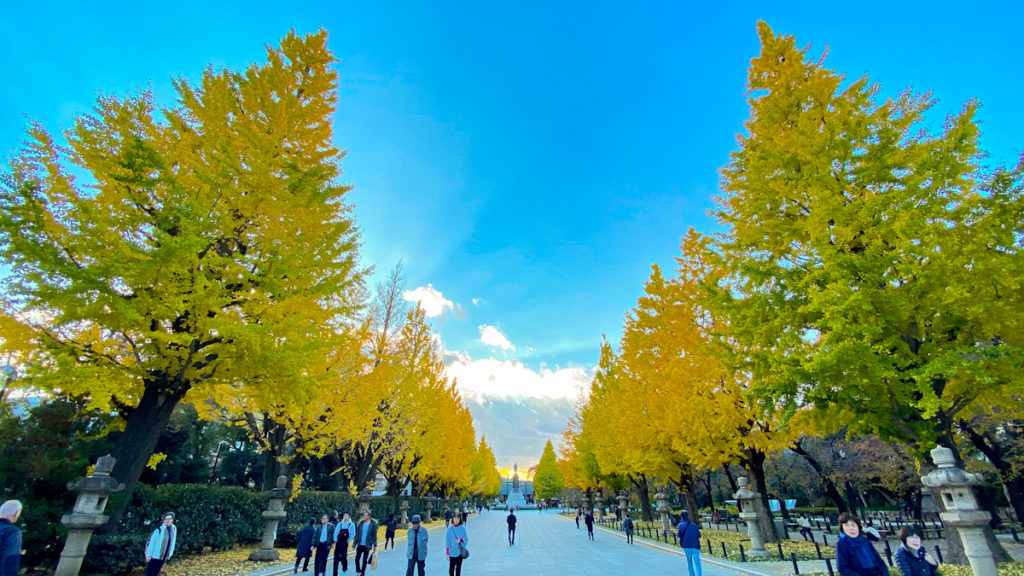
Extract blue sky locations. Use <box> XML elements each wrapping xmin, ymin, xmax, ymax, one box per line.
<box><xmin>2</xmin><ymin>1</ymin><xmax>1021</xmax><ymax>467</ymax></box>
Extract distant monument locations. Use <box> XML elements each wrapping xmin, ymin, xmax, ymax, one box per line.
<box><xmin>505</xmin><ymin>463</ymin><xmax>529</xmax><ymax>509</ymax></box>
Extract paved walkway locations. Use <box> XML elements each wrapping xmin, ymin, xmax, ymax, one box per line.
<box><xmin>241</xmin><ymin>511</ymin><xmax>768</xmax><ymax>576</ymax></box>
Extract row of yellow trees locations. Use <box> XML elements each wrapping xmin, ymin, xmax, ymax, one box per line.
<box><xmin>0</xmin><ymin>30</ymin><xmax>501</xmax><ymax>528</ymax></box>
<box><xmin>560</xmin><ymin>21</ymin><xmax>1024</xmax><ymax>547</ymax></box>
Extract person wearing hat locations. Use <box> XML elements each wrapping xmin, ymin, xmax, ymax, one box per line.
<box><xmin>406</xmin><ymin>514</ymin><xmax>429</xmax><ymax>576</ymax></box>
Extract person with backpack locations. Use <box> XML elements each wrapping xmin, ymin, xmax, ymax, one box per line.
<box><xmin>676</xmin><ymin>510</ymin><xmax>702</xmax><ymax>576</ymax></box>
<box><xmin>621</xmin><ymin>513</ymin><xmax>635</xmax><ymax>545</ymax></box>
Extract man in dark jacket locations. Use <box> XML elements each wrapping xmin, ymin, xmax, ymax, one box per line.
<box><xmin>506</xmin><ymin>510</ymin><xmax>517</xmax><ymax>545</ymax></box>
<box><xmin>584</xmin><ymin>511</ymin><xmax>595</xmax><ymax>540</ymax></box>
<box><xmin>295</xmin><ymin>518</ymin><xmax>316</xmax><ymax>573</ymax></box>
<box><xmin>0</xmin><ymin>500</ymin><xmax>22</xmax><ymax>576</ymax></box>
<box><xmin>313</xmin><ymin>514</ymin><xmax>335</xmax><ymax>576</ymax></box>
<box><xmin>353</xmin><ymin>512</ymin><xmax>378</xmax><ymax>576</ymax></box>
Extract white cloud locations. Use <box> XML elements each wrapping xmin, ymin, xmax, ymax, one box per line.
<box><xmin>434</xmin><ymin>334</ymin><xmax>594</xmax><ymax>467</ymax></box>
<box><xmin>478</xmin><ymin>325</ymin><xmax>514</xmax><ymax>350</ymax></box>
<box><xmin>447</xmin><ymin>355</ymin><xmax>591</xmax><ymax>402</ymax></box>
<box><xmin>402</xmin><ymin>285</ymin><xmax>455</xmax><ymax>318</ymax></box>
<box><xmin>471</xmin><ymin>298</ymin><xmax>480</xmax><ymax>306</ymax></box>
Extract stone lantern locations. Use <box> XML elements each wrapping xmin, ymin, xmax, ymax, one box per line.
<box><xmin>357</xmin><ymin>488</ymin><xmax>372</xmax><ymax>517</ymax></box>
<box><xmin>423</xmin><ymin>496</ymin><xmax>435</xmax><ymax>524</ymax></box>
<box><xmin>921</xmin><ymin>446</ymin><xmax>998</xmax><ymax>576</ymax></box>
<box><xmin>595</xmin><ymin>489</ymin><xmax>604</xmax><ymax>521</ymax></box>
<box><xmin>55</xmin><ymin>455</ymin><xmax>124</xmax><ymax>576</ymax></box>
<box><xmin>655</xmin><ymin>489</ymin><xmax>672</xmax><ymax>536</ymax></box>
<box><xmin>398</xmin><ymin>494</ymin><xmax>410</xmax><ymax>529</ymax></box>
<box><xmin>734</xmin><ymin>477</ymin><xmax>768</xmax><ymax>556</ymax></box>
<box><xmin>617</xmin><ymin>490</ymin><xmax>629</xmax><ymax>520</ymax></box>
<box><xmin>250</xmin><ymin>475</ymin><xmax>292</xmax><ymax>561</ymax></box>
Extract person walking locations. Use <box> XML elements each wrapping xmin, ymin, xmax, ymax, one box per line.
<box><xmin>445</xmin><ymin>513</ymin><xmax>469</xmax><ymax>576</ymax></box>
<box><xmin>406</xmin><ymin>515</ymin><xmax>428</xmax><ymax>576</ymax></box>
<box><xmin>353</xmin><ymin>511</ymin><xmax>378</xmax><ymax>576</ymax></box>
<box><xmin>444</xmin><ymin>507</ymin><xmax>452</xmax><ymax>527</ymax></box>
<box><xmin>506</xmin><ymin>510</ymin><xmax>517</xmax><ymax>545</ymax></box>
<box><xmin>0</xmin><ymin>500</ymin><xmax>23</xmax><ymax>576</ymax></box>
<box><xmin>333</xmin><ymin>512</ymin><xmax>355</xmax><ymax>576</ymax></box>
<box><xmin>622</xmin><ymin>513</ymin><xmax>634</xmax><ymax>545</ymax></box>
<box><xmin>295</xmin><ymin>518</ymin><xmax>315</xmax><ymax>573</ymax></box>
<box><xmin>384</xmin><ymin>513</ymin><xmax>397</xmax><ymax>551</ymax></box>
<box><xmin>575</xmin><ymin>509</ymin><xmax>581</xmax><ymax>529</ymax></box>
<box><xmin>835</xmin><ymin>513</ymin><xmax>887</xmax><ymax>576</ymax></box>
<box><xmin>312</xmin><ymin>514</ymin><xmax>335</xmax><ymax>576</ymax></box>
<box><xmin>798</xmin><ymin>514</ymin><xmax>813</xmax><ymax>540</ymax></box>
<box><xmin>144</xmin><ymin>512</ymin><xmax>178</xmax><ymax>576</ymax></box>
<box><xmin>893</xmin><ymin>526</ymin><xmax>938</xmax><ymax>576</ymax></box>
<box><xmin>584</xmin><ymin>511</ymin><xmax>595</xmax><ymax>540</ymax></box>
<box><xmin>676</xmin><ymin>510</ymin><xmax>702</xmax><ymax>576</ymax></box>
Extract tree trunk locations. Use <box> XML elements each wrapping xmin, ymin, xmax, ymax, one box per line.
<box><xmin>698</xmin><ymin>470</ymin><xmax>714</xmax><ymax>510</ymax></box>
<box><xmin>630</xmin><ymin>474</ymin><xmax>654</xmax><ymax>522</ymax></box>
<box><xmin>791</xmin><ymin>439</ymin><xmax>848</xmax><ymax>512</ymax></box>
<box><xmin>260</xmin><ymin>417</ymin><xmax>289</xmax><ymax>491</ymax></box>
<box><xmin>104</xmin><ymin>380</ymin><xmax>189</xmax><ymax>532</ymax></box>
<box><xmin>673</xmin><ymin>469</ymin><xmax>701</xmax><ymax>527</ymax></box>
<box><xmin>745</xmin><ymin>448</ymin><xmax>780</xmax><ymax>543</ymax></box>
<box><xmin>962</xmin><ymin>421</ymin><xmax>1024</xmax><ymax>525</ymax></box>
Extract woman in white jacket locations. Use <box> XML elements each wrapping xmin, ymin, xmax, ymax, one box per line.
<box><xmin>144</xmin><ymin>512</ymin><xmax>177</xmax><ymax>576</ymax></box>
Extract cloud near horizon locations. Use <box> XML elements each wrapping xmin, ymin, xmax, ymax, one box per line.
<box><xmin>402</xmin><ymin>284</ymin><xmax>456</xmax><ymax>318</ymax></box>
<box><xmin>441</xmin><ymin>346</ymin><xmax>592</xmax><ymax>467</ymax></box>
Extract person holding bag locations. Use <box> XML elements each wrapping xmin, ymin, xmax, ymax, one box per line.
<box><xmin>445</xmin><ymin>513</ymin><xmax>469</xmax><ymax>576</ymax></box>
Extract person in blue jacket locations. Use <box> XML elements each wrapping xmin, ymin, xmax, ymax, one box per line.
<box><xmin>676</xmin><ymin>510</ymin><xmax>702</xmax><ymax>576</ymax></box>
<box><xmin>295</xmin><ymin>518</ymin><xmax>316</xmax><ymax>573</ymax></box>
<box><xmin>406</xmin><ymin>515</ymin><xmax>429</xmax><ymax>576</ymax></box>
<box><xmin>893</xmin><ymin>526</ymin><xmax>938</xmax><ymax>576</ymax></box>
<box><xmin>0</xmin><ymin>500</ymin><xmax>23</xmax><ymax>576</ymax></box>
<box><xmin>835</xmin><ymin>513</ymin><xmax>887</xmax><ymax>576</ymax></box>
<box><xmin>445</xmin><ymin>513</ymin><xmax>469</xmax><ymax>576</ymax></box>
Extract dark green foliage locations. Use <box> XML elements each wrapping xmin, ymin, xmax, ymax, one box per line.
<box><xmin>80</xmin><ymin>533</ymin><xmax>150</xmax><ymax>576</ymax></box>
<box><xmin>0</xmin><ymin>396</ymin><xmax>113</xmax><ymax>570</ymax></box>
<box><xmin>117</xmin><ymin>483</ymin><xmax>266</xmax><ymax>554</ymax></box>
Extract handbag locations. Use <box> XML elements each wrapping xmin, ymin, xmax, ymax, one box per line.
<box><xmin>370</xmin><ymin>551</ymin><xmax>378</xmax><ymax>571</ymax></box>
<box><xmin>459</xmin><ymin>542</ymin><xmax>470</xmax><ymax>559</ymax></box>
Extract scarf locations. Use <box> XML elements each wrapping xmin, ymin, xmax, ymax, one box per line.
<box><xmin>841</xmin><ymin>533</ymin><xmax>879</xmax><ymax>571</ymax></box>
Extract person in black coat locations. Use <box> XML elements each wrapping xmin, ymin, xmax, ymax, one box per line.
<box><xmin>893</xmin><ymin>526</ymin><xmax>939</xmax><ymax>576</ymax></box>
<box><xmin>584</xmin><ymin>511</ymin><xmax>595</xmax><ymax>540</ymax></box>
<box><xmin>835</xmin><ymin>513</ymin><xmax>887</xmax><ymax>576</ymax></box>
<box><xmin>506</xmin><ymin>510</ymin><xmax>517</xmax><ymax>545</ymax></box>
<box><xmin>295</xmin><ymin>518</ymin><xmax>316</xmax><ymax>573</ymax></box>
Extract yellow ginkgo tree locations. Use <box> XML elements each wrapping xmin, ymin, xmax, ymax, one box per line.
<box><xmin>0</xmin><ymin>30</ymin><xmax>365</xmax><ymax>526</ymax></box>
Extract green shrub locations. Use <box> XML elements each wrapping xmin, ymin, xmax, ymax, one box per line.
<box><xmin>81</xmin><ymin>533</ymin><xmax>149</xmax><ymax>576</ymax></box>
